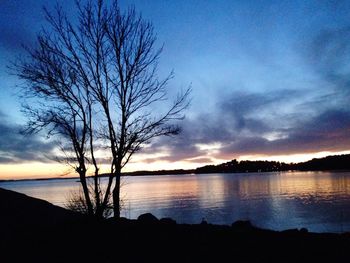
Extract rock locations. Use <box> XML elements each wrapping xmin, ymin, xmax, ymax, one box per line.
<box><xmin>281</xmin><ymin>229</ymin><xmax>299</xmax><ymax>234</ymax></box>
<box><xmin>231</xmin><ymin>220</ymin><xmax>254</xmax><ymax>231</ymax></box>
<box><xmin>115</xmin><ymin>217</ymin><xmax>131</xmax><ymax>224</ymax></box>
<box><xmin>137</xmin><ymin>213</ymin><xmax>159</xmax><ymax>223</ymax></box>
<box><xmin>160</xmin><ymin>217</ymin><xmax>177</xmax><ymax>225</ymax></box>
<box><xmin>0</xmin><ymin>187</ymin><xmax>81</xmax><ymax>229</ymax></box>
<box><xmin>300</xmin><ymin>228</ymin><xmax>308</xmax><ymax>233</ymax></box>
<box><xmin>201</xmin><ymin>218</ymin><xmax>208</xmax><ymax>225</ymax></box>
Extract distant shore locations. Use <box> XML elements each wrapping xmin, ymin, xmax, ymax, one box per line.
<box><xmin>2</xmin><ymin>153</ymin><xmax>350</xmax><ymax>182</ymax></box>
<box><xmin>1</xmin><ymin>169</ymin><xmax>350</xmax><ymax>184</ymax></box>
<box><xmin>1</xmin><ymin>187</ymin><xmax>350</xmax><ymax>263</ymax></box>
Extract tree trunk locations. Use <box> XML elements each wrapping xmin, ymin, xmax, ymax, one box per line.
<box><xmin>113</xmin><ymin>171</ymin><xmax>121</xmax><ymax>218</ymax></box>
<box><xmin>79</xmin><ymin>170</ymin><xmax>94</xmax><ymax>216</ymax></box>
<box><xmin>99</xmin><ymin>172</ymin><xmax>114</xmax><ymax>218</ymax></box>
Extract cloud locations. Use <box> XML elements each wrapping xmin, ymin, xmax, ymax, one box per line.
<box><xmin>136</xmin><ymin>25</ymin><xmax>350</xmax><ymax>164</ymax></box>
<box><xmin>139</xmin><ymin>136</ymin><xmax>204</xmax><ymax>163</ymax></box>
<box><xmin>184</xmin><ymin>157</ymin><xmax>214</xmax><ymax>163</ymax></box>
<box><xmin>2</xmin><ymin>1</ymin><xmax>350</xmax><ymax>167</ymax></box>
<box><xmin>218</xmin><ymin>108</ymin><xmax>350</xmax><ymax>157</ymax></box>
<box><xmin>0</xmin><ymin>111</ymin><xmax>56</xmax><ymax>163</ymax></box>
<box><xmin>140</xmin><ymin>87</ymin><xmax>350</xmax><ymax>163</ymax></box>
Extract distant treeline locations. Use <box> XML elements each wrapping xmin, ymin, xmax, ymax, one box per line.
<box><xmin>195</xmin><ymin>160</ymin><xmax>289</xmax><ymax>173</ymax></box>
<box><xmin>2</xmin><ymin>154</ymin><xmax>349</xmax><ymax>183</ymax></box>
<box><xmin>124</xmin><ymin>154</ymin><xmax>350</xmax><ymax>176</ymax></box>
<box><xmin>195</xmin><ymin>154</ymin><xmax>350</xmax><ymax>174</ymax></box>
<box><xmin>292</xmin><ymin>154</ymin><xmax>350</xmax><ymax>171</ymax></box>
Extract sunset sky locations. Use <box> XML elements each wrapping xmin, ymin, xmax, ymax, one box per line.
<box><xmin>1</xmin><ymin>0</ymin><xmax>350</xmax><ymax>179</ymax></box>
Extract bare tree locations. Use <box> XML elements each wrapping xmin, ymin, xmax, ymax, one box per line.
<box><xmin>16</xmin><ymin>38</ymin><xmax>96</xmax><ymax>216</ymax></box>
<box><xmin>15</xmin><ymin>0</ymin><xmax>190</xmax><ymax>218</ymax></box>
<box><xmin>93</xmin><ymin>1</ymin><xmax>190</xmax><ymax>217</ymax></box>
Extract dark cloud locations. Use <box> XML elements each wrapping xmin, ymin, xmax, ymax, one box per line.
<box><xmin>140</xmin><ymin>137</ymin><xmax>204</xmax><ymax>163</ymax></box>
<box><xmin>220</xmin><ymin>106</ymin><xmax>350</xmax><ymax>156</ymax></box>
<box><xmin>217</xmin><ymin>108</ymin><xmax>350</xmax><ymax>158</ymax></box>
<box><xmin>180</xmin><ymin>90</ymin><xmax>298</xmax><ymax>145</ymax></box>
<box><xmin>141</xmin><ymin>88</ymin><xmax>350</xmax><ymax>163</ymax></box>
<box><xmin>0</xmin><ymin>111</ymin><xmax>56</xmax><ymax>163</ymax></box>
<box><xmin>139</xmin><ymin>90</ymin><xmax>285</xmax><ymax>161</ymax></box>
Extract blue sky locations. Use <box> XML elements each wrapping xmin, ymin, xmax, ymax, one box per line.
<box><xmin>1</xmin><ymin>0</ymin><xmax>350</xmax><ymax>178</ymax></box>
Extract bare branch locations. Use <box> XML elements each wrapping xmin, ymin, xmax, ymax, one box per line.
<box><xmin>15</xmin><ymin>0</ymin><xmax>190</xmax><ymax>219</ymax></box>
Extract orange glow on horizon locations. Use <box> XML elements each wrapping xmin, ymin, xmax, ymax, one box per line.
<box><xmin>1</xmin><ymin>150</ymin><xmax>350</xmax><ymax>180</ymax></box>
<box><xmin>0</xmin><ymin>162</ymin><xmax>72</xmax><ymax>180</ymax></box>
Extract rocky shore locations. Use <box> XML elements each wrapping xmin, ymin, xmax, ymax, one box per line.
<box><xmin>1</xmin><ymin>187</ymin><xmax>350</xmax><ymax>263</ymax></box>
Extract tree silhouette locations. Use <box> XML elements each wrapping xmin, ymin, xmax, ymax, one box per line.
<box><xmin>15</xmin><ymin>0</ymin><xmax>190</xmax><ymax>218</ymax></box>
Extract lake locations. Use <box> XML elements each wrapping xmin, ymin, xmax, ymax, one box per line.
<box><xmin>2</xmin><ymin>171</ymin><xmax>350</xmax><ymax>233</ymax></box>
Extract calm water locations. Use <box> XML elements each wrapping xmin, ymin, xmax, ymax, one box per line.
<box><xmin>2</xmin><ymin>171</ymin><xmax>350</xmax><ymax>233</ymax></box>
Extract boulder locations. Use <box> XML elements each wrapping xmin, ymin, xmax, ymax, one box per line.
<box><xmin>300</xmin><ymin>228</ymin><xmax>309</xmax><ymax>233</ymax></box>
<box><xmin>160</xmin><ymin>217</ymin><xmax>177</xmax><ymax>225</ymax></box>
<box><xmin>137</xmin><ymin>213</ymin><xmax>159</xmax><ymax>223</ymax></box>
<box><xmin>281</xmin><ymin>229</ymin><xmax>299</xmax><ymax>234</ymax></box>
<box><xmin>200</xmin><ymin>218</ymin><xmax>208</xmax><ymax>225</ymax></box>
<box><xmin>231</xmin><ymin>220</ymin><xmax>254</xmax><ymax>231</ymax></box>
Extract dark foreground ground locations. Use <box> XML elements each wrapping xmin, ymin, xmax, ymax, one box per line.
<box><xmin>1</xmin><ymin>187</ymin><xmax>350</xmax><ymax>263</ymax></box>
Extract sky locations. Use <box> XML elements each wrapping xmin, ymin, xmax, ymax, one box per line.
<box><xmin>1</xmin><ymin>0</ymin><xmax>350</xmax><ymax>179</ymax></box>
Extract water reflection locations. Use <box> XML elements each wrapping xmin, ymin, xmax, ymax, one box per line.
<box><xmin>2</xmin><ymin>171</ymin><xmax>350</xmax><ymax>232</ymax></box>
<box><xmin>120</xmin><ymin>172</ymin><xmax>350</xmax><ymax>232</ymax></box>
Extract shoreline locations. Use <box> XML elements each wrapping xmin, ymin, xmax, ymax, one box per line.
<box><xmin>2</xmin><ymin>154</ymin><xmax>350</xmax><ymax>182</ymax></box>
<box><xmin>2</xmin><ymin>168</ymin><xmax>350</xmax><ymax>183</ymax></box>
<box><xmin>2</xmin><ymin>187</ymin><xmax>350</xmax><ymax>263</ymax></box>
